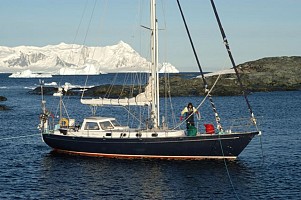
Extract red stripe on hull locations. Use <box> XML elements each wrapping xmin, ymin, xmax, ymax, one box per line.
<box><xmin>53</xmin><ymin>149</ymin><xmax>237</xmax><ymax>160</ymax></box>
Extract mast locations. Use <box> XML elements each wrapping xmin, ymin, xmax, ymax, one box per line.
<box><xmin>150</xmin><ymin>0</ymin><xmax>159</xmax><ymax>128</ymax></box>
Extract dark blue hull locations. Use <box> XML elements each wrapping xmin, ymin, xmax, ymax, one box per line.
<box><xmin>42</xmin><ymin>132</ymin><xmax>259</xmax><ymax>159</ymax></box>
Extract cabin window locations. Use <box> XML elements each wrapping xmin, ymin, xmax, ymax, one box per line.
<box><xmin>99</xmin><ymin>121</ymin><xmax>114</xmax><ymax>130</ymax></box>
<box><xmin>84</xmin><ymin>122</ymin><xmax>99</xmax><ymax>130</ymax></box>
<box><xmin>110</xmin><ymin>120</ymin><xmax>120</xmax><ymax>126</ymax></box>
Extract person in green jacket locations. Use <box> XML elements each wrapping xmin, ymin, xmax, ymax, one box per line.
<box><xmin>180</xmin><ymin>102</ymin><xmax>200</xmax><ymax>129</ymax></box>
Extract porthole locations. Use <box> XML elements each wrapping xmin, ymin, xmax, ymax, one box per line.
<box><xmin>151</xmin><ymin>133</ymin><xmax>158</xmax><ymax>137</ymax></box>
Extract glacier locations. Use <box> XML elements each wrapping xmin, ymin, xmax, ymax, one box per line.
<box><xmin>0</xmin><ymin>41</ymin><xmax>179</xmax><ymax>75</ymax></box>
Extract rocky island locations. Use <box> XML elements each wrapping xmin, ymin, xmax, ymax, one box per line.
<box><xmin>162</xmin><ymin>56</ymin><xmax>301</xmax><ymax>96</ymax></box>
<box><xmin>198</xmin><ymin>56</ymin><xmax>301</xmax><ymax>96</ymax></box>
<box><xmin>30</xmin><ymin>56</ymin><xmax>301</xmax><ymax>97</ymax></box>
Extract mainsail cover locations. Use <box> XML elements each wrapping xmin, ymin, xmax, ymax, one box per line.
<box><xmin>81</xmin><ymin>79</ymin><xmax>152</xmax><ymax>106</ymax></box>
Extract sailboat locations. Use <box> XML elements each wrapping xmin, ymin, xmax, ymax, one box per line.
<box><xmin>39</xmin><ymin>0</ymin><xmax>260</xmax><ymax>160</ymax></box>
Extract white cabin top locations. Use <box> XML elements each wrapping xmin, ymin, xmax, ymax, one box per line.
<box><xmin>84</xmin><ymin>116</ymin><xmax>116</xmax><ymax>122</ymax></box>
<box><xmin>81</xmin><ymin>117</ymin><xmax>128</xmax><ymax>131</ymax></box>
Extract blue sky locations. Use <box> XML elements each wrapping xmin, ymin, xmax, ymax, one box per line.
<box><xmin>0</xmin><ymin>0</ymin><xmax>300</xmax><ymax>72</ymax></box>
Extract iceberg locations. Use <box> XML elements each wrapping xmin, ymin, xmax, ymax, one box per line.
<box><xmin>159</xmin><ymin>62</ymin><xmax>179</xmax><ymax>73</ymax></box>
<box><xmin>59</xmin><ymin>64</ymin><xmax>106</xmax><ymax>75</ymax></box>
<box><xmin>9</xmin><ymin>69</ymin><xmax>52</xmax><ymax>78</ymax></box>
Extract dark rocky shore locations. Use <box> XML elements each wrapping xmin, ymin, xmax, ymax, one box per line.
<box><xmin>30</xmin><ymin>56</ymin><xmax>301</xmax><ymax>97</ymax></box>
<box><xmin>0</xmin><ymin>96</ymin><xmax>9</xmax><ymax>111</ymax></box>
<box><xmin>166</xmin><ymin>56</ymin><xmax>301</xmax><ymax>96</ymax></box>
<box><xmin>197</xmin><ymin>56</ymin><xmax>301</xmax><ymax>96</ymax></box>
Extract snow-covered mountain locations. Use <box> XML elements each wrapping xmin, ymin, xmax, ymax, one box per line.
<box><xmin>0</xmin><ymin>41</ymin><xmax>179</xmax><ymax>75</ymax></box>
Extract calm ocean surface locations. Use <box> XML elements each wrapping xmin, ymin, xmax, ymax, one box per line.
<box><xmin>0</xmin><ymin>73</ymin><xmax>300</xmax><ymax>199</ymax></box>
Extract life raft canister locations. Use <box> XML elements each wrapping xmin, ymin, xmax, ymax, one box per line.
<box><xmin>204</xmin><ymin>124</ymin><xmax>215</xmax><ymax>134</ymax></box>
<box><xmin>59</xmin><ymin>118</ymin><xmax>69</xmax><ymax>127</ymax></box>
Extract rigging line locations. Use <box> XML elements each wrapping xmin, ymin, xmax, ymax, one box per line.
<box><xmin>100</xmin><ymin>72</ymin><xmax>119</xmax><ymax>99</ymax></box>
<box><xmin>141</xmin><ymin>73</ymin><xmax>149</xmax><ymax>126</ymax></box>
<box><xmin>41</xmin><ymin>82</ymin><xmax>57</xmax><ymax>120</ymax></box>
<box><xmin>90</xmin><ymin>0</ymin><xmax>108</xmax><ymax>61</ymax></box>
<box><xmin>82</xmin><ymin>74</ymin><xmax>90</xmax><ymax>99</ymax></box>
<box><xmin>122</xmin><ymin>106</ymin><xmax>145</xmax><ymax>125</ymax></box>
<box><xmin>159</xmin><ymin>0</ymin><xmax>169</xmax><ymax>66</ymax></box>
<box><xmin>210</xmin><ymin>0</ymin><xmax>257</xmax><ymax>127</ymax></box>
<box><xmin>164</xmin><ymin>73</ymin><xmax>175</xmax><ymax>128</ymax></box>
<box><xmin>129</xmin><ymin>74</ymin><xmax>136</xmax><ymax>99</ymax></box>
<box><xmin>137</xmin><ymin>73</ymin><xmax>144</xmax><ymax>97</ymax></box>
<box><xmin>119</xmin><ymin>73</ymin><xmax>131</xmax><ymax>99</ymax></box>
<box><xmin>74</xmin><ymin>0</ymin><xmax>98</xmax><ymax>75</ymax></box>
<box><xmin>218</xmin><ymin>139</ymin><xmax>241</xmax><ymax>200</ymax></box>
<box><xmin>127</xmin><ymin>74</ymin><xmax>135</xmax><ymax>126</ymax></box>
<box><xmin>71</xmin><ymin>0</ymin><xmax>89</xmax><ymax>55</ymax></box>
<box><xmin>167</xmin><ymin>76</ymin><xmax>177</xmax><ymax>127</ymax></box>
<box><xmin>259</xmin><ymin>134</ymin><xmax>264</xmax><ymax>165</ymax></box>
<box><xmin>164</xmin><ymin>73</ymin><xmax>169</xmax><ymax>126</ymax></box>
<box><xmin>61</xmin><ymin>99</ymin><xmax>70</xmax><ymax>119</ymax></box>
<box><xmin>173</xmin><ymin>73</ymin><xmax>221</xmax><ymax>130</ymax></box>
<box><xmin>133</xmin><ymin>0</ymin><xmax>141</xmax><ymax>38</ymax></box>
<box><xmin>63</xmin><ymin>1</ymin><xmax>88</xmax><ymax>93</ymax></box>
<box><xmin>0</xmin><ymin>134</ymin><xmax>40</xmax><ymax>141</ymax></box>
<box><xmin>82</xmin><ymin>0</ymin><xmax>108</xmax><ymax>99</ymax></box>
<box><xmin>81</xmin><ymin>0</ymin><xmax>97</xmax><ymax>51</ymax></box>
<box><xmin>159</xmin><ymin>0</ymin><xmax>167</xmax><ymax>30</ymax></box>
<box><xmin>106</xmin><ymin>74</ymin><xmax>118</xmax><ymax>98</ymax></box>
<box><xmin>59</xmin><ymin>0</ymin><xmax>89</xmax><ymax>87</ymax></box>
<box><xmin>176</xmin><ymin>0</ymin><xmax>223</xmax><ymax>131</ymax></box>
<box><xmin>62</xmin><ymin>92</ymin><xmax>73</xmax><ymax>116</ymax></box>
<box><xmin>39</xmin><ymin>80</ymin><xmax>44</xmax><ymax>109</ymax></box>
<box><xmin>89</xmin><ymin>105</ymin><xmax>98</xmax><ymax>116</ymax></box>
<box><xmin>176</xmin><ymin>0</ymin><xmax>206</xmax><ymax>81</ymax></box>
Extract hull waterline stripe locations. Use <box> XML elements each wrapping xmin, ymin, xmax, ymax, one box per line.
<box><xmin>53</xmin><ymin>149</ymin><xmax>237</xmax><ymax>160</ymax></box>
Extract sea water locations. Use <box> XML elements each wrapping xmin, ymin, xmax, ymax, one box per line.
<box><xmin>0</xmin><ymin>73</ymin><xmax>300</xmax><ymax>199</ymax></box>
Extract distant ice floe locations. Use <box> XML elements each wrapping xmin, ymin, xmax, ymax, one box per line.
<box><xmin>53</xmin><ymin>82</ymin><xmax>94</xmax><ymax>96</ymax></box>
<box><xmin>9</xmin><ymin>69</ymin><xmax>52</xmax><ymax>78</ymax></box>
<box><xmin>197</xmin><ymin>69</ymin><xmax>235</xmax><ymax>78</ymax></box>
<box><xmin>65</xmin><ymin>82</ymin><xmax>94</xmax><ymax>89</ymax></box>
<box><xmin>24</xmin><ymin>86</ymin><xmax>37</xmax><ymax>90</ymax></box>
<box><xmin>56</xmin><ymin>82</ymin><xmax>94</xmax><ymax>90</ymax></box>
<box><xmin>44</xmin><ymin>82</ymin><xmax>58</xmax><ymax>86</ymax></box>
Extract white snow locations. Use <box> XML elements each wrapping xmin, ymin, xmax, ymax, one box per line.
<box><xmin>44</xmin><ymin>82</ymin><xmax>58</xmax><ymax>86</ymax></box>
<box><xmin>62</xmin><ymin>82</ymin><xmax>94</xmax><ymax>89</ymax></box>
<box><xmin>159</xmin><ymin>62</ymin><xmax>179</xmax><ymax>73</ymax></box>
<box><xmin>9</xmin><ymin>69</ymin><xmax>52</xmax><ymax>78</ymax></box>
<box><xmin>0</xmin><ymin>41</ymin><xmax>179</xmax><ymax>75</ymax></box>
<box><xmin>58</xmin><ymin>64</ymin><xmax>108</xmax><ymax>75</ymax></box>
<box><xmin>198</xmin><ymin>69</ymin><xmax>235</xmax><ymax>78</ymax></box>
